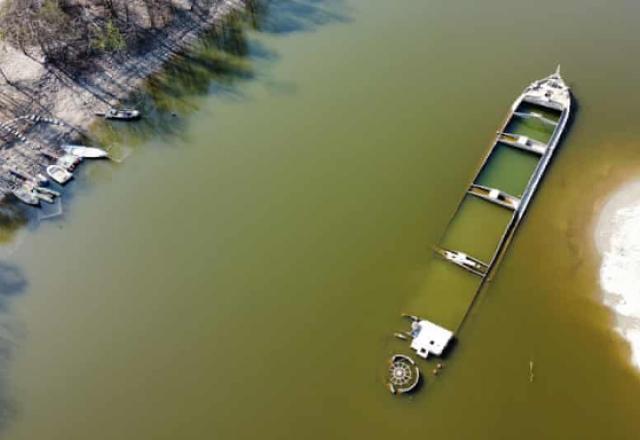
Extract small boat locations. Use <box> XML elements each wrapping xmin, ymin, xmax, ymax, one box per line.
<box><xmin>34</xmin><ymin>191</ymin><xmax>54</xmax><ymax>204</ymax></box>
<box><xmin>96</xmin><ymin>108</ymin><xmax>141</xmax><ymax>121</ymax></box>
<box><xmin>12</xmin><ymin>187</ymin><xmax>39</xmax><ymax>206</ymax></box>
<box><xmin>62</xmin><ymin>144</ymin><xmax>109</xmax><ymax>159</ymax></box>
<box><xmin>46</xmin><ymin>165</ymin><xmax>73</xmax><ymax>185</ymax></box>
<box><xmin>36</xmin><ymin>186</ymin><xmax>60</xmax><ymax>197</ymax></box>
<box><xmin>33</xmin><ymin>186</ymin><xmax>59</xmax><ymax>204</ymax></box>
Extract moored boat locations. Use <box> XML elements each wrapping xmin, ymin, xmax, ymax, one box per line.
<box><xmin>34</xmin><ymin>191</ymin><xmax>54</xmax><ymax>204</ymax></box>
<box><xmin>62</xmin><ymin>144</ymin><xmax>109</xmax><ymax>159</ymax></box>
<box><xmin>36</xmin><ymin>186</ymin><xmax>60</xmax><ymax>197</ymax></box>
<box><xmin>46</xmin><ymin>165</ymin><xmax>73</xmax><ymax>185</ymax></box>
<box><xmin>96</xmin><ymin>108</ymin><xmax>141</xmax><ymax>121</ymax></box>
<box><xmin>12</xmin><ymin>186</ymin><xmax>39</xmax><ymax>206</ymax></box>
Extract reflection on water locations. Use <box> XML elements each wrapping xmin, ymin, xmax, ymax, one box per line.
<box><xmin>0</xmin><ymin>203</ymin><xmax>29</xmax><ymax>246</ymax></box>
<box><xmin>0</xmin><ymin>202</ymin><xmax>31</xmax><ymax>433</ymax></box>
<box><xmin>0</xmin><ymin>262</ymin><xmax>27</xmax><ymax>432</ymax></box>
<box><xmin>92</xmin><ymin>14</ymin><xmax>257</xmax><ymax>153</ymax></box>
<box><xmin>254</xmin><ymin>0</ymin><xmax>352</xmax><ymax>34</ymax></box>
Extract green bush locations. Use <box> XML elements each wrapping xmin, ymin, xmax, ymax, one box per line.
<box><xmin>92</xmin><ymin>20</ymin><xmax>127</xmax><ymax>53</ymax></box>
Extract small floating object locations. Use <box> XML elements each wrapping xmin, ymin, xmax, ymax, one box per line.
<box><xmin>46</xmin><ymin>165</ymin><xmax>73</xmax><ymax>185</ymax></box>
<box><xmin>386</xmin><ymin>354</ymin><xmax>420</xmax><ymax>395</ymax></box>
<box><xmin>96</xmin><ymin>108</ymin><xmax>141</xmax><ymax>121</ymax></box>
<box><xmin>62</xmin><ymin>144</ymin><xmax>109</xmax><ymax>159</ymax></box>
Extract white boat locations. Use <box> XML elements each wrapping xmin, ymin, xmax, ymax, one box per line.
<box><xmin>12</xmin><ymin>187</ymin><xmax>39</xmax><ymax>206</ymax></box>
<box><xmin>62</xmin><ymin>144</ymin><xmax>109</xmax><ymax>159</ymax></box>
<box><xmin>96</xmin><ymin>108</ymin><xmax>141</xmax><ymax>121</ymax></box>
<box><xmin>46</xmin><ymin>165</ymin><xmax>73</xmax><ymax>185</ymax></box>
<box><xmin>34</xmin><ymin>191</ymin><xmax>54</xmax><ymax>204</ymax></box>
<box><xmin>36</xmin><ymin>186</ymin><xmax>60</xmax><ymax>197</ymax></box>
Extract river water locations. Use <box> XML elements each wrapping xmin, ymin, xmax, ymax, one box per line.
<box><xmin>1</xmin><ymin>0</ymin><xmax>640</xmax><ymax>438</ymax></box>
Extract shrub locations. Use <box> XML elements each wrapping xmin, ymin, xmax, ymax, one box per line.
<box><xmin>92</xmin><ymin>19</ymin><xmax>127</xmax><ymax>52</ymax></box>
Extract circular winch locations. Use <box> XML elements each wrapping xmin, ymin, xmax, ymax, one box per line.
<box><xmin>386</xmin><ymin>354</ymin><xmax>420</xmax><ymax>395</ymax></box>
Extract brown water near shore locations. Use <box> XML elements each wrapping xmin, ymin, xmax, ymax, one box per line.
<box><xmin>1</xmin><ymin>0</ymin><xmax>640</xmax><ymax>438</ymax></box>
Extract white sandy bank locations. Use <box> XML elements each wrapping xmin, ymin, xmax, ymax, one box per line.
<box><xmin>595</xmin><ymin>180</ymin><xmax>640</xmax><ymax>370</ymax></box>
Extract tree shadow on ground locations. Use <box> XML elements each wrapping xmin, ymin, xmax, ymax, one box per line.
<box><xmin>91</xmin><ymin>15</ymin><xmax>257</xmax><ymax>148</ymax></box>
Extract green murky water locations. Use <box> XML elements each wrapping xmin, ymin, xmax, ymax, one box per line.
<box><xmin>1</xmin><ymin>0</ymin><xmax>640</xmax><ymax>438</ymax></box>
<box><xmin>441</xmin><ymin>195</ymin><xmax>513</xmax><ymax>262</ymax></box>
<box><xmin>408</xmin><ymin>257</ymin><xmax>481</xmax><ymax>330</ymax></box>
<box><xmin>506</xmin><ymin>115</ymin><xmax>556</xmax><ymax>144</ymax></box>
<box><xmin>476</xmin><ymin>143</ymin><xmax>541</xmax><ymax>196</ymax></box>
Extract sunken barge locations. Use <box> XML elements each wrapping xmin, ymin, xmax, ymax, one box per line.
<box><xmin>387</xmin><ymin>67</ymin><xmax>572</xmax><ymax>393</ymax></box>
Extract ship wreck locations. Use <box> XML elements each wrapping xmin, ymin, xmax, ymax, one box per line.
<box><xmin>387</xmin><ymin>67</ymin><xmax>572</xmax><ymax>393</ymax></box>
